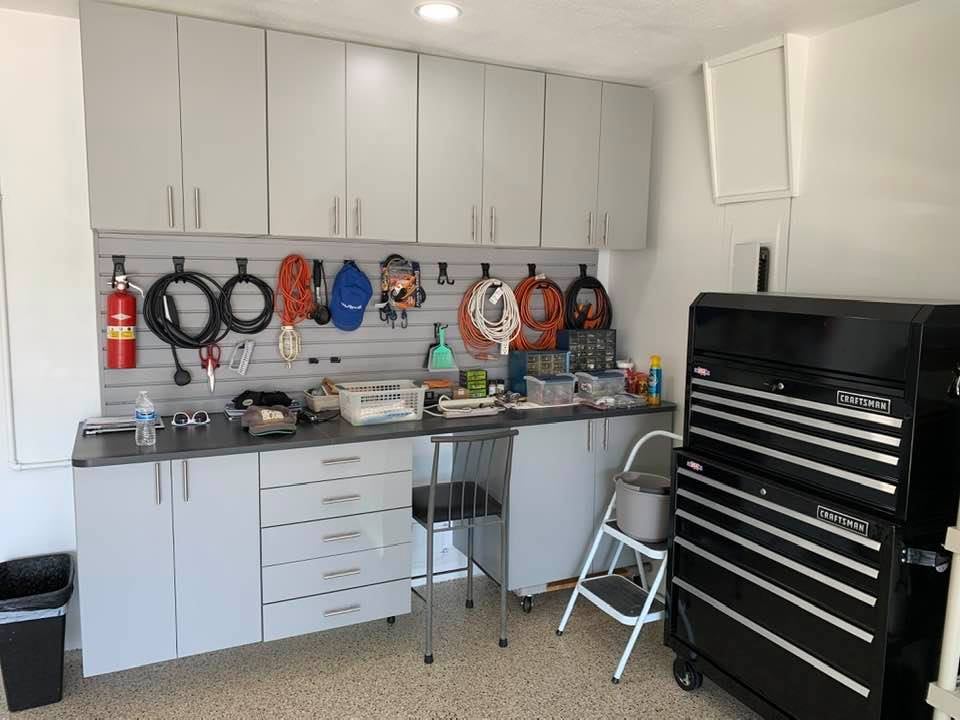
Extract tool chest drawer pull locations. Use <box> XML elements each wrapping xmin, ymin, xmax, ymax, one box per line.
<box><xmin>321</xmin><ymin>495</ymin><xmax>362</xmax><ymax>505</ymax></box>
<box><xmin>676</xmin><ymin>536</ymin><xmax>875</xmax><ymax>643</ymax></box>
<box><xmin>321</xmin><ymin>457</ymin><xmax>362</xmax><ymax>466</ymax></box>
<box><xmin>323</xmin><ymin>605</ymin><xmax>361</xmax><ymax>618</ymax></box>
<box><xmin>323</xmin><ymin>532</ymin><xmax>362</xmax><ymax>543</ymax></box>
<box><xmin>677</xmin><ymin>467</ymin><xmax>883</xmax><ymax>551</ymax></box>
<box><xmin>689</xmin><ymin>427</ymin><xmax>898</xmax><ymax>495</ymax></box>
<box><xmin>674</xmin><ymin>578</ymin><xmax>871</xmax><ymax>699</ymax></box>
<box><xmin>322</xmin><ymin>568</ymin><xmax>362</xmax><ymax>581</ymax></box>
<box><xmin>677</xmin><ymin>487</ymin><xmax>879</xmax><ymax>578</ymax></box>
<box><xmin>676</xmin><ymin>508</ymin><xmax>877</xmax><ymax>606</ymax></box>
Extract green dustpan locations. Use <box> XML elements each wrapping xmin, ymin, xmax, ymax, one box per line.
<box><xmin>428</xmin><ymin>324</ymin><xmax>457</xmax><ymax>371</ymax></box>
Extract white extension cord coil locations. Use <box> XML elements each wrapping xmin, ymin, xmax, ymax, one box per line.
<box><xmin>465</xmin><ymin>278</ymin><xmax>521</xmax><ymax>352</ymax></box>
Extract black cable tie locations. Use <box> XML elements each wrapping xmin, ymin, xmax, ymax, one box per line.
<box><xmin>236</xmin><ymin>257</ymin><xmax>248</xmax><ymax>277</ymax></box>
<box><xmin>579</xmin><ymin>264</ymin><xmax>588</xmax><ymax>279</ymax></box>
<box><xmin>481</xmin><ymin>263</ymin><xmax>490</xmax><ymax>279</ymax></box>
<box><xmin>528</xmin><ymin>263</ymin><xmax>536</xmax><ymax>278</ymax></box>
<box><xmin>173</xmin><ymin>256</ymin><xmax>185</xmax><ymax>274</ymax></box>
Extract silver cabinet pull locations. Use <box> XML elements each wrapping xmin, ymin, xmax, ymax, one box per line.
<box><xmin>602</xmin><ymin>211</ymin><xmax>609</xmax><ymax>246</ymax></box>
<box><xmin>193</xmin><ymin>187</ymin><xmax>201</xmax><ymax>229</ymax></box>
<box><xmin>333</xmin><ymin>196</ymin><xmax>340</xmax><ymax>236</ymax></box>
<box><xmin>182</xmin><ymin>460</ymin><xmax>189</xmax><ymax>502</ymax></box>
<box><xmin>323</xmin><ymin>605</ymin><xmax>361</xmax><ymax>618</ymax></box>
<box><xmin>321</xmin><ymin>494</ymin><xmax>361</xmax><ymax>505</ymax></box>
<box><xmin>603</xmin><ymin>418</ymin><xmax>609</xmax><ymax>451</ymax></box>
<box><xmin>471</xmin><ymin>205</ymin><xmax>476</xmax><ymax>243</ymax></box>
<box><xmin>155</xmin><ymin>463</ymin><xmax>162</xmax><ymax>505</ymax></box>
<box><xmin>489</xmin><ymin>206</ymin><xmax>496</xmax><ymax>243</ymax></box>
<box><xmin>354</xmin><ymin>198</ymin><xmax>362</xmax><ymax>237</ymax></box>
<box><xmin>166</xmin><ymin>185</ymin><xmax>175</xmax><ymax>228</ymax></box>
<box><xmin>587</xmin><ymin>210</ymin><xmax>593</xmax><ymax>246</ymax></box>
<box><xmin>322</xmin><ymin>456</ymin><xmax>361</xmax><ymax>466</ymax></box>
<box><xmin>323</xmin><ymin>531</ymin><xmax>362</xmax><ymax>543</ymax></box>
<box><xmin>322</xmin><ymin>568</ymin><xmax>361</xmax><ymax>580</ymax></box>
<box><xmin>587</xmin><ymin>420</ymin><xmax>592</xmax><ymax>452</ymax></box>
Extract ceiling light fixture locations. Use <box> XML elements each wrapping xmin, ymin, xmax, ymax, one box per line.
<box><xmin>414</xmin><ymin>2</ymin><xmax>462</xmax><ymax>23</ymax></box>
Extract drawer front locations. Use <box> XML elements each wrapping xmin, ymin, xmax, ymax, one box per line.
<box><xmin>261</xmin><ymin>471</ymin><xmax>411</xmax><ymax>527</ymax></box>
<box><xmin>263</xmin><ymin>578</ymin><xmax>411</xmax><ymax>641</ymax></box>
<box><xmin>262</xmin><ymin>507</ymin><xmax>411</xmax><ymax>566</ymax></box>
<box><xmin>260</xmin><ymin>439</ymin><xmax>413</xmax><ymax>489</ymax></box>
<box><xmin>263</xmin><ymin>543</ymin><xmax>411</xmax><ymax>603</ymax></box>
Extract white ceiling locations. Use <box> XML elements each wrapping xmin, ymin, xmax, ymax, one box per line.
<box><xmin>6</xmin><ymin>0</ymin><xmax>914</xmax><ymax>85</ymax></box>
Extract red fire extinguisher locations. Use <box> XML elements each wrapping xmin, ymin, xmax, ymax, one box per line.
<box><xmin>106</xmin><ymin>255</ymin><xmax>142</xmax><ymax>369</ymax></box>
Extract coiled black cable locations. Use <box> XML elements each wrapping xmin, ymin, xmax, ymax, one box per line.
<box><xmin>563</xmin><ymin>266</ymin><xmax>613</xmax><ymax>329</ymax></box>
<box><xmin>220</xmin><ymin>260</ymin><xmax>274</xmax><ymax>334</ymax></box>
<box><xmin>143</xmin><ymin>264</ymin><xmax>227</xmax><ymax>349</ymax></box>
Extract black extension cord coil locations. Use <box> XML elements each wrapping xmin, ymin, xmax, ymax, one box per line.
<box><xmin>563</xmin><ymin>266</ymin><xmax>612</xmax><ymax>329</ymax></box>
<box><xmin>143</xmin><ymin>260</ymin><xmax>227</xmax><ymax>350</ymax></box>
<box><xmin>220</xmin><ymin>259</ymin><xmax>274</xmax><ymax>335</ymax></box>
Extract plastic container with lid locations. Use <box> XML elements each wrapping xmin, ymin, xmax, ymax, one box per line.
<box><xmin>524</xmin><ymin>374</ymin><xmax>576</xmax><ymax>406</ymax></box>
<box><xmin>614</xmin><ymin>471</ymin><xmax>671</xmax><ymax>542</ymax></box>
<box><xmin>575</xmin><ymin>369</ymin><xmax>626</xmax><ymax>398</ymax></box>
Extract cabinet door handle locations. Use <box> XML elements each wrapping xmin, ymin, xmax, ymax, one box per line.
<box><xmin>603</xmin><ymin>418</ymin><xmax>609</xmax><ymax>451</ymax></box>
<box><xmin>323</xmin><ymin>605</ymin><xmax>361</xmax><ymax>618</ymax></box>
<box><xmin>471</xmin><ymin>205</ymin><xmax>476</xmax><ymax>243</ymax></box>
<box><xmin>334</xmin><ymin>196</ymin><xmax>340</xmax><ymax>236</ymax></box>
<box><xmin>182</xmin><ymin>460</ymin><xmax>189</xmax><ymax>502</ymax></box>
<box><xmin>489</xmin><ymin>206</ymin><xmax>496</xmax><ymax>244</ymax></box>
<box><xmin>154</xmin><ymin>463</ymin><xmax>162</xmax><ymax>505</ymax></box>
<box><xmin>321</xmin><ymin>494</ymin><xmax>361</xmax><ymax>505</ymax></box>
<box><xmin>354</xmin><ymin>198</ymin><xmax>362</xmax><ymax>237</ymax></box>
<box><xmin>587</xmin><ymin>210</ymin><xmax>593</xmax><ymax>246</ymax></box>
<box><xmin>323</xmin><ymin>531</ymin><xmax>362</xmax><ymax>543</ymax></box>
<box><xmin>166</xmin><ymin>185</ymin><xmax>175</xmax><ymax>228</ymax></box>
<box><xmin>602</xmin><ymin>211</ymin><xmax>609</xmax><ymax>247</ymax></box>
<box><xmin>322</xmin><ymin>456</ymin><xmax>361</xmax><ymax>466</ymax></box>
<box><xmin>193</xmin><ymin>187</ymin><xmax>201</xmax><ymax>229</ymax></box>
<box><xmin>322</xmin><ymin>568</ymin><xmax>362</xmax><ymax>581</ymax></box>
<box><xmin>586</xmin><ymin>420</ymin><xmax>592</xmax><ymax>452</ymax></box>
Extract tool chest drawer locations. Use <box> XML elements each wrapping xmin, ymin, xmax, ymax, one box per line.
<box><xmin>262</xmin><ymin>507</ymin><xmax>411</xmax><ymax>566</ymax></box>
<box><xmin>260</xmin><ymin>471</ymin><xmax>412</xmax><ymax>527</ymax></box>
<box><xmin>263</xmin><ymin>543</ymin><xmax>411</xmax><ymax>603</ymax></box>
<box><xmin>263</xmin><ymin>578</ymin><xmax>411</xmax><ymax>642</ymax></box>
<box><xmin>259</xmin><ymin>438</ymin><xmax>413</xmax><ymax>489</ymax></box>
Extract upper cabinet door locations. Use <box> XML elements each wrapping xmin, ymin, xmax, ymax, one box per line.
<box><xmin>481</xmin><ymin>66</ymin><xmax>545</xmax><ymax>247</ymax></box>
<box><xmin>418</xmin><ymin>56</ymin><xmax>484</xmax><ymax>246</ymax></box>
<box><xmin>541</xmin><ymin>75</ymin><xmax>602</xmax><ymax>249</ymax></box>
<box><xmin>597</xmin><ymin>83</ymin><xmax>653</xmax><ymax>250</ymax></box>
<box><xmin>268</xmin><ymin>31</ymin><xmax>346</xmax><ymax>238</ymax></box>
<box><xmin>178</xmin><ymin>17</ymin><xmax>267</xmax><ymax>235</ymax></box>
<box><xmin>346</xmin><ymin>44</ymin><xmax>417</xmax><ymax>243</ymax></box>
<box><xmin>80</xmin><ymin>1</ymin><xmax>183</xmax><ymax>232</ymax></box>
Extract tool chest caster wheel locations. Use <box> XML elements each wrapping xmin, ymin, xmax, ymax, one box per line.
<box><xmin>521</xmin><ymin>596</ymin><xmax>533</xmax><ymax>614</ymax></box>
<box><xmin>672</xmin><ymin>657</ymin><xmax>702</xmax><ymax>692</ymax></box>
<box><xmin>611</xmin><ymin>676</ymin><xmax>620</xmax><ymax>685</ymax></box>
<box><xmin>555</xmin><ymin>629</ymin><xmax>563</xmax><ymax>636</ymax></box>
<box><xmin>386</xmin><ymin>616</ymin><xmax>396</xmax><ymax>625</ymax></box>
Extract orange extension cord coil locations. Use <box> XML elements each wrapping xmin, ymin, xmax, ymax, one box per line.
<box><xmin>511</xmin><ymin>274</ymin><xmax>565</xmax><ymax>351</ymax></box>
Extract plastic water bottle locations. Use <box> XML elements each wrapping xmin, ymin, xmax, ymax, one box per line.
<box><xmin>134</xmin><ymin>391</ymin><xmax>157</xmax><ymax>447</ymax></box>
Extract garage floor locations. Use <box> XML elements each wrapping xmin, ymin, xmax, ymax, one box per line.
<box><xmin>4</xmin><ymin>578</ymin><xmax>759</xmax><ymax>719</ymax></box>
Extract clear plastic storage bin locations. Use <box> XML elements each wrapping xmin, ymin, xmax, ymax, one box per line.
<box><xmin>576</xmin><ymin>369</ymin><xmax>626</xmax><ymax>398</ymax></box>
<box><xmin>337</xmin><ymin>380</ymin><xmax>425</xmax><ymax>426</ymax></box>
<box><xmin>524</xmin><ymin>374</ymin><xmax>576</xmax><ymax>406</ymax></box>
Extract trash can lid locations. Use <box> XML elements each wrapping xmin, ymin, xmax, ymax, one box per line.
<box><xmin>616</xmin><ymin>471</ymin><xmax>670</xmax><ymax>496</ymax></box>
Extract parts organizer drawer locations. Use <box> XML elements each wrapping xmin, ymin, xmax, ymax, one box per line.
<box><xmin>262</xmin><ymin>543</ymin><xmax>411</xmax><ymax>603</ymax></box>
<box><xmin>259</xmin><ymin>439</ymin><xmax>413</xmax><ymax>488</ymax></box>
<box><xmin>262</xmin><ymin>507</ymin><xmax>412</xmax><ymax>566</ymax></box>
<box><xmin>263</xmin><ymin>578</ymin><xmax>411</xmax><ymax>641</ymax></box>
<box><xmin>260</xmin><ymin>471</ymin><xmax>412</xmax><ymax>527</ymax></box>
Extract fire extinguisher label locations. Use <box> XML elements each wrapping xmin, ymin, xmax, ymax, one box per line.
<box><xmin>107</xmin><ymin>326</ymin><xmax>135</xmax><ymax>340</ymax></box>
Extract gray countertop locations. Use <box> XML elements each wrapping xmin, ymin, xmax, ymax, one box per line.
<box><xmin>72</xmin><ymin>402</ymin><xmax>676</xmax><ymax>467</ymax></box>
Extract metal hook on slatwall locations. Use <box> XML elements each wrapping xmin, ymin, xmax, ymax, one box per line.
<box><xmin>481</xmin><ymin>263</ymin><xmax>491</xmax><ymax>280</ymax></box>
<box><xmin>528</xmin><ymin>263</ymin><xmax>537</xmax><ymax>278</ymax></box>
<box><xmin>438</xmin><ymin>262</ymin><xmax>453</xmax><ymax>285</ymax></box>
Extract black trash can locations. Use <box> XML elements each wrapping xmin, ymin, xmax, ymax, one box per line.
<box><xmin>0</xmin><ymin>554</ymin><xmax>74</xmax><ymax>712</ymax></box>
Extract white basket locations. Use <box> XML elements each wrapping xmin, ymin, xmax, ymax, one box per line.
<box><xmin>337</xmin><ymin>380</ymin><xmax>426</xmax><ymax>426</ymax></box>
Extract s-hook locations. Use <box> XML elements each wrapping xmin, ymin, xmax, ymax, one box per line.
<box><xmin>438</xmin><ymin>262</ymin><xmax>453</xmax><ymax>285</ymax></box>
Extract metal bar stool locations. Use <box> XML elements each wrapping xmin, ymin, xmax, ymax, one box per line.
<box><xmin>412</xmin><ymin>429</ymin><xmax>518</xmax><ymax>664</ymax></box>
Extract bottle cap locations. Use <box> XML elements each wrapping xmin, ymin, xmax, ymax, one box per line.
<box><xmin>650</xmin><ymin>354</ymin><xmax>662</xmax><ymax>368</ymax></box>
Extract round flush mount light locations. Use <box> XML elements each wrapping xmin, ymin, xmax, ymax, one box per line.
<box><xmin>414</xmin><ymin>2</ymin><xmax>462</xmax><ymax>23</ymax></box>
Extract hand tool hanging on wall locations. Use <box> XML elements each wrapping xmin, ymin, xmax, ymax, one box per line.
<box><xmin>512</xmin><ymin>264</ymin><xmax>565</xmax><ymax>351</ymax></box>
<box><xmin>312</xmin><ymin>259</ymin><xmax>331</xmax><ymax>325</ymax></box>
<box><xmin>228</xmin><ymin>339</ymin><xmax>255</xmax><ymax>376</ymax></box>
<box><xmin>458</xmin><ymin>264</ymin><xmax>521</xmax><ymax>360</ymax></box>
<box><xmin>564</xmin><ymin>264</ymin><xmax>612</xmax><ymax>329</ymax></box>
<box><xmin>199</xmin><ymin>343</ymin><xmax>221</xmax><ymax>392</ymax></box>
<box><xmin>275</xmin><ymin>254</ymin><xmax>315</xmax><ymax>367</ymax></box>
<box><xmin>142</xmin><ymin>257</ymin><xmax>227</xmax><ymax>386</ymax></box>
<box><xmin>105</xmin><ymin>255</ymin><xmax>143</xmax><ymax>369</ymax></box>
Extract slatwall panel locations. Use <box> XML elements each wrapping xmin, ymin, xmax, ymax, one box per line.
<box><xmin>96</xmin><ymin>233</ymin><xmax>598</xmax><ymax>416</ymax></box>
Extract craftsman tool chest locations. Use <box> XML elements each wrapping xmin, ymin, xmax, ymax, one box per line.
<box><xmin>667</xmin><ymin>293</ymin><xmax>960</xmax><ymax>720</ymax></box>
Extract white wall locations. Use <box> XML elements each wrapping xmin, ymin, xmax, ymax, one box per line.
<box><xmin>0</xmin><ymin>7</ymin><xmax>101</xmax><ymax>649</ymax></box>
<box><xmin>610</xmin><ymin>0</ymin><xmax>960</xmax><ymax>418</ymax></box>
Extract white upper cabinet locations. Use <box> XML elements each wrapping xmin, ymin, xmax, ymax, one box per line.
<box><xmin>418</xmin><ymin>55</ymin><xmax>485</xmax><ymax>246</ymax></box>
<box><xmin>541</xmin><ymin>75</ymin><xmax>602</xmax><ymax>249</ymax></box>
<box><xmin>703</xmin><ymin>35</ymin><xmax>809</xmax><ymax>204</ymax></box>
<box><xmin>597</xmin><ymin>83</ymin><xmax>654</xmax><ymax>249</ymax></box>
<box><xmin>481</xmin><ymin>65</ymin><xmax>545</xmax><ymax>247</ymax></box>
<box><xmin>80</xmin><ymin>1</ymin><xmax>183</xmax><ymax>232</ymax></box>
<box><xmin>267</xmin><ymin>32</ymin><xmax>346</xmax><ymax>238</ymax></box>
<box><xmin>178</xmin><ymin>17</ymin><xmax>267</xmax><ymax>235</ymax></box>
<box><xmin>346</xmin><ymin>44</ymin><xmax>417</xmax><ymax>243</ymax></box>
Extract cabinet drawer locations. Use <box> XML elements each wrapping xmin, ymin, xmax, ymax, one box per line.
<box><xmin>263</xmin><ymin>543</ymin><xmax>411</xmax><ymax>603</ymax></box>
<box><xmin>261</xmin><ymin>471</ymin><xmax>411</xmax><ymax>527</ymax></box>
<box><xmin>262</xmin><ymin>507</ymin><xmax>411</xmax><ymax>566</ymax></box>
<box><xmin>263</xmin><ymin>578</ymin><xmax>411</xmax><ymax>641</ymax></box>
<box><xmin>260</xmin><ymin>439</ymin><xmax>412</xmax><ymax>488</ymax></box>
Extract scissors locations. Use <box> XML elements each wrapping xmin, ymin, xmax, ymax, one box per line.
<box><xmin>199</xmin><ymin>344</ymin><xmax>221</xmax><ymax>393</ymax></box>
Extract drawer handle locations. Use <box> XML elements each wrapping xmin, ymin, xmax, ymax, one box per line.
<box><xmin>322</xmin><ymin>494</ymin><xmax>362</xmax><ymax>505</ymax></box>
<box><xmin>324</xmin><ymin>605</ymin><xmax>361</xmax><ymax>618</ymax></box>
<box><xmin>323</xmin><ymin>568</ymin><xmax>362</xmax><ymax>580</ymax></box>
<box><xmin>323</xmin><ymin>531</ymin><xmax>362</xmax><ymax>543</ymax></box>
<box><xmin>322</xmin><ymin>457</ymin><xmax>362</xmax><ymax>466</ymax></box>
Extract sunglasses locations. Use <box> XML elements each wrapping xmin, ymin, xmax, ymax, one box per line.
<box><xmin>172</xmin><ymin>410</ymin><xmax>211</xmax><ymax>428</ymax></box>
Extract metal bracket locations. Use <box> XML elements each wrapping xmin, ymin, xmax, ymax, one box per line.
<box><xmin>901</xmin><ymin>547</ymin><xmax>951</xmax><ymax>573</ymax></box>
<box><xmin>481</xmin><ymin>263</ymin><xmax>490</xmax><ymax>279</ymax></box>
<box><xmin>111</xmin><ymin>255</ymin><xmax>127</xmax><ymax>287</ymax></box>
<box><xmin>172</xmin><ymin>256</ymin><xmax>185</xmax><ymax>274</ymax></box>
<box><xmin>579</xmin><ymin>263</ymin><xmax>588</xmax><ymax>279</ymax></box>
<box><xmin>528</xmin><ymin>263</ymin><xmax>537</xmax><ymax>278</ymax></box>
<box><xmin>236</xmin><ymin>257</ymin><xmax>248</xmax><ymax>277</ymax></box>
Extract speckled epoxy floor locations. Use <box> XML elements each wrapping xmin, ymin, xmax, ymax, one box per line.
<box><xmin>3</xmin><ymin>578</ymin><xmax>760</xmax><ymax>719</ymax></box>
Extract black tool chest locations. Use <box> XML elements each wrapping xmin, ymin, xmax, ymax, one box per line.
<box><xmin>667</xmin><ymin>293</ymin><xmax>960</xmax><ymax>720</ymax></box>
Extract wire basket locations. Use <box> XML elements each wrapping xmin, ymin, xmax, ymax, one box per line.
<box><xmin>337</xmin><ymin>380</ymin><xmax>426</xmax><ymax>426</ymax></box>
